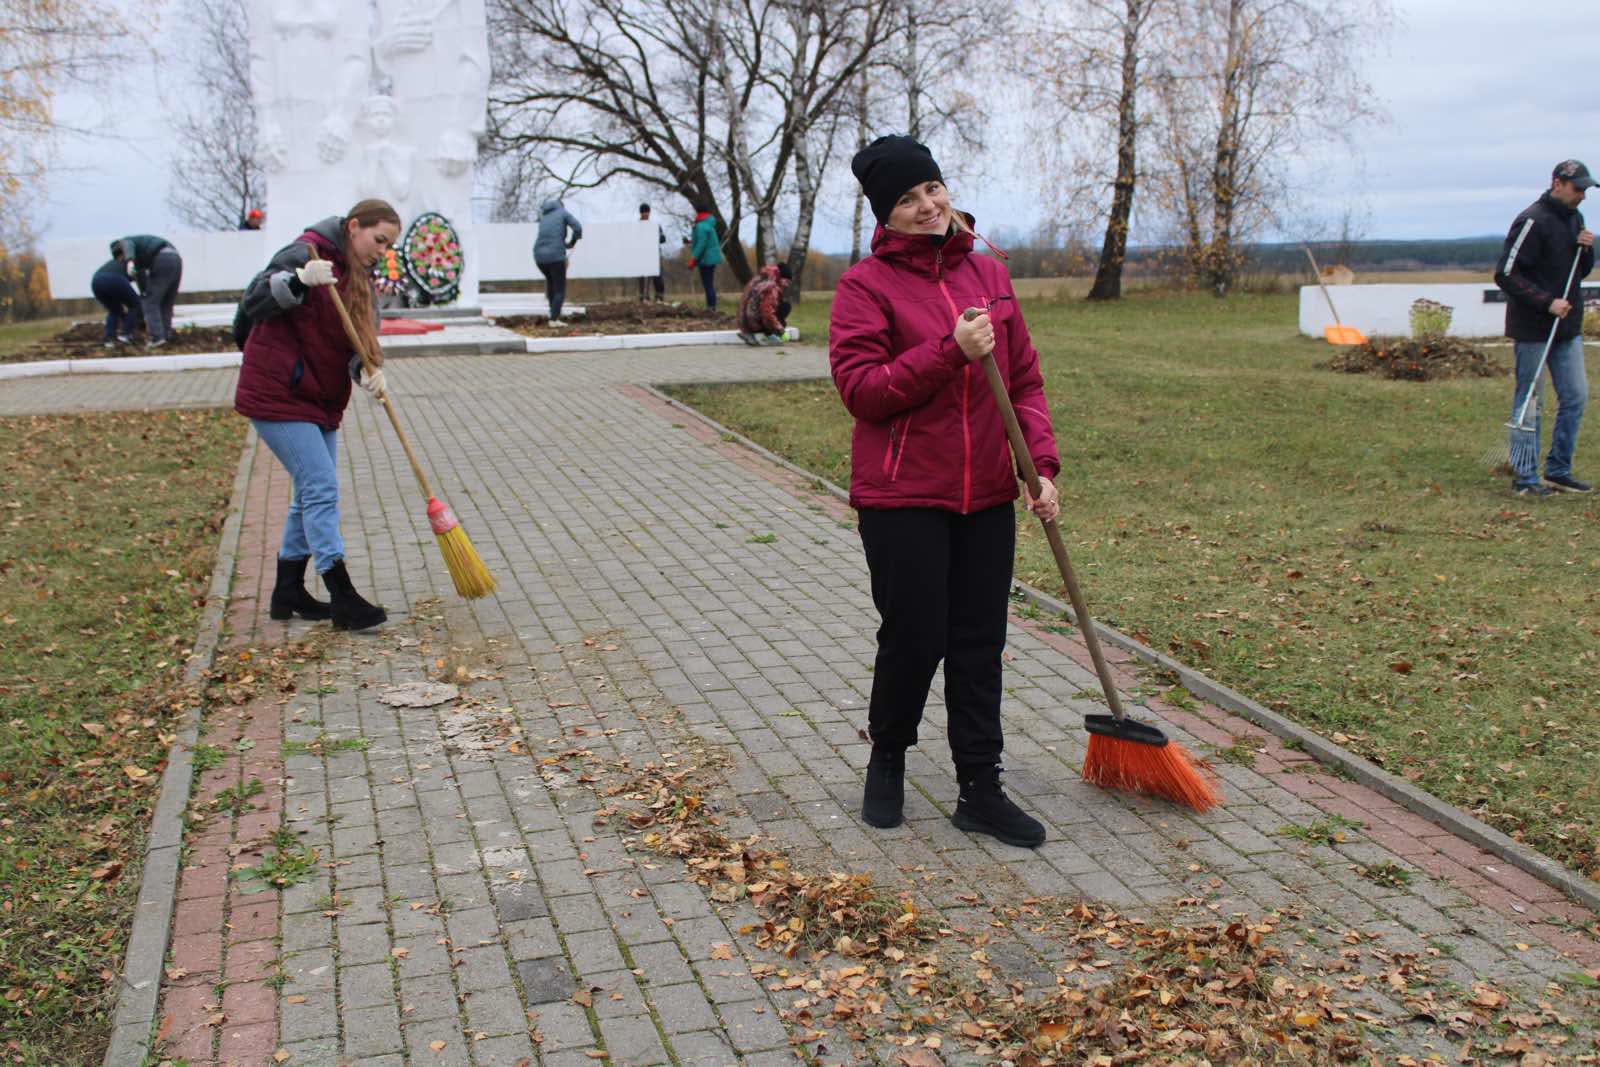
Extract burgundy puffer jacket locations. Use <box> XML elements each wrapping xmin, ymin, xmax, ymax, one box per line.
<box><xmin>829</xmin><ymin>223</ymin><xmax>1059</xmax><ymax>513</ymax></box>
<box><xmin>234</xmin><ymin>223</ymin><xmax>368</xmax><ymax>430</ymax></box>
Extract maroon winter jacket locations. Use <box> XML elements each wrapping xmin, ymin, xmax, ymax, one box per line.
<box><xmin>234</xmin><ymin>221</ymin><xmax>371</xmax><ymax>430</ymax></box>
<box><xmin>829</xmin><ymin>223</ymin><xmax>1059</xmax><ymax>513</ymax></box>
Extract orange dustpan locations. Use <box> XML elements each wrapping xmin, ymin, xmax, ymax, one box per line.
<box><xmin>1304</xmin><ymin>245</ymin><xmax>1367</xmax><ymax>345</ymax></box>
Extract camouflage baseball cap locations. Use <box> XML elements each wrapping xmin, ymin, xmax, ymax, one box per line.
<box><xmin>1553</xmin><ymin>160</ymin><xmax>1596</xmax><ymax>189</ymax></box>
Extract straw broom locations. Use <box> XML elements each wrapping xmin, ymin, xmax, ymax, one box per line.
<box><xmin>967</xmin><ymin>308</ymin><xmax>1219</xmax><ymax>812</ymax></box>
<box><xmin>313</xmin><ymin>247</ymin><xmax>496</xmax><ymax>600</ymax></box>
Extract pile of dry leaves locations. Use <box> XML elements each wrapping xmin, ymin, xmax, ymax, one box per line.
<box><xmin>1328</xmin><ymin>336</ymin><xmax>1506</xmax><ymax>381</ymax></box>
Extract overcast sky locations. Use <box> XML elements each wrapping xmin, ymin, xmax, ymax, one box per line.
<box><xmin>38</xmin><ymin>0</ymin><xmax>1600</xmax><ymax>254</ymax></box>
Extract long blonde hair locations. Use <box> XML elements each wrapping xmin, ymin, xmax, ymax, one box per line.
<box><xmin>339</xmin><ymin>198</ymin><xmax>401</xmax><ymax>361</ymax></box>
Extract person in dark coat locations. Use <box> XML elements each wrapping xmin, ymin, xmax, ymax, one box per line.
<box><xmin>233</xmin><ymin>198</ymin><xmax>401</xmax><ymax>631</ymax></box>
<box><xmin>830</xmin><ymin>135</ymin><xmax>1061</xmax><ymax>849</ymax></box>
<box><xmin>1494</xmin><ymin>159</ymin><xmax>1597</xmax><ymax>495</ymax></box>
<box><xmin>533</xmin><ymin>198</ymin><xmax>582</xmax><ymax>322</ymax></box>
<box><xmin>110</xmin><ymin>234</ymin><xmax>183</xmax><ymax>347</ymax></box>
<box><xmin>90</xmin><ymin>257</ymin><xmax>143</xmax><ymax>346</ymax></box>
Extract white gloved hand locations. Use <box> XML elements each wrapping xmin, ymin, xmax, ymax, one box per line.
<box><xmin>360</xmin><ymin>367</ymin><xmax>387</xmax><ymax>398</ymax></box>
<box><xmin>296</xmin><ymin>259</ymin><xmax>337</xmax><ymax>287</ymax></box>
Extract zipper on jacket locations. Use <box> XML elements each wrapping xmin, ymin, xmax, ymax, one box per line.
<box><xmin>934</xmin><ymin>248</ymin><xmax>974</xmax><ymax>512</ymax></box>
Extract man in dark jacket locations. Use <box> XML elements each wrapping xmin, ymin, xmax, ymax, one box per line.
<box><xmin>1494</xmin><ymin>160</ymin><xmax>1596</xmax><ymax>495</ymax></box>
<box><xmin>111</xmin><ymin>234</ymin><xmax>183</xmax><ymax>347</ymax></box>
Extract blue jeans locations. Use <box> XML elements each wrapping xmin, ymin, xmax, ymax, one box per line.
<box><xmin>1510</xmin><ymin>335</ymin><xmax>1588</xmax><ymax>484</ymax></box>
<box><xmin>252</xmin><ymin>420</ymin><xmax>344</xmax><ymax>571</ymax></box>
<box><xmin>91</xmin><ymin>270</ymin><xmax>141</xmax><ymax>340</ymax></box>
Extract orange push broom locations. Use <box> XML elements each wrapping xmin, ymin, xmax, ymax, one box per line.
<box><xmin>968</xmin><ymin>308</ymin><xmax>1220</xmax><ymax>812</ymax></box>
<box><xmin>313</xmin><ymin>248</ymin><xmax>496</xmax><ymax>600</ymax></box>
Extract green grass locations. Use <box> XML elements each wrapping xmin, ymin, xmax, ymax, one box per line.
<box><xmin>0</xmin><ymin>408</ymin><xmax>245</xmax><ymax>1065</ymax></box>
<box><xmin>665</xmin><ymin>289</ymin><xmax>1600</xmax><ymax>880</ymax></box>
<box><xmin>0</xmin><ymin>316</ymin><xmax>75</xmax><ymax>358</ymax></box>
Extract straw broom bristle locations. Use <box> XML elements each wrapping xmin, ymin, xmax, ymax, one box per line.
<box><xmin>1083</xmin><ymin>734</ymin><xmax>1222</xmax><ymax>813</ymax></box>
<box><xmin>436</xmin><ymin>524</ymin><xmax>496</xmax><ymax>599</ymax></box>
<box><xmin>426</xmin><ymin>498</ymin><xmax>495</xmax><ymax>599</ymax></box>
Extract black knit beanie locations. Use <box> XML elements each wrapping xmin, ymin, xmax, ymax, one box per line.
<box><xmin>851</xmin><ymin>135</ymin><xmax>943</xmax><ymax>224</ymax></box>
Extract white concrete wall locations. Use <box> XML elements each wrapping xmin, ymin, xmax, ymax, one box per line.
<box><xmin>474</xmin><ymin>221</ymin><xmax>663</xmax><ymax>280</ymax></box>
<box><xmin>1298</xmin><ymin>282</ymin><xmax>1518</xmax><ymax>339</ymax></box>
<box><xmin>46</xmin><ymin>221</ymin><xmax>663</xmax><ymax>300</ymax></box>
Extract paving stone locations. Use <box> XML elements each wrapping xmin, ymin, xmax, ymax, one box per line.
<box><xmin>597</xmin><ymin>1013</ymin><xmax>671</xmax><ymax>1065</ymax></box>
<box><xmin>517</xmin><ymin>956</ymin><xmax>577</xmax><ymax>1004</ymax></box>
<box><xmin>342</xmin><ymin>1001</ymin><xmax>403</xmax><ymax>1057</ymax></box>
<box><xmin>528</xmin><ymin>1000</ymin><xmax>595</xmax><ymax>1050</ymax></box>
<box><xmin>463</xmin><ymin>984</ymin><xmax>528</xmax><ymax>1036</ymax></box>
<box><xmin>646</xmin><ymin>981</ymin><xmax>721</xmax><ymax>1034</ymax></box>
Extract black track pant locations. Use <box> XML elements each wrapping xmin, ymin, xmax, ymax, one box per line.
<box><xmin>858</xmin><ymin>502</ymin><xmax>1014</xmax><ymax>767</ymax></box>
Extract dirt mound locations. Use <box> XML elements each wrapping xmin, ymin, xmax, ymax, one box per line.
<box><xmin>2</xmin><ymin>322</ymin><xmax>239</xmax><ymax>365</ymax></box>
<box><xmin>497</xmin><ymin>301</ymin><xmax>733</xmax><ymax>337</ymax></box>
<box><xmin>1327</xmin><ymin>336</ymin><xmax>1507</xmax><ymax>381</ymax></box>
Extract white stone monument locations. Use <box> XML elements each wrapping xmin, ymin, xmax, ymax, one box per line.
<box><xmin>248</xmin><ymin>0</ymin><xmax>489</xmax><ymax>305</ymax></box>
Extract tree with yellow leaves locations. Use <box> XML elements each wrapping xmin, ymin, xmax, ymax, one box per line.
<box><xmin>0</xmin><ymin>1</ymin><xmax>135</xmax><ymax>237</ymax></box>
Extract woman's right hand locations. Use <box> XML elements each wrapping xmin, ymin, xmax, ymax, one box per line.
<box><xmin>296</xmin><ymin>260</ymin><xmax>337</xmax><ymax>288</ymax></box>
<box><xmin>954</xmin><ymin>309</ymin><xmax>994</xmax><ymax>361</ymax></box>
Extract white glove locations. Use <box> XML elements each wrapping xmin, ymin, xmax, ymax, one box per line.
<box><xmin>360</xmin><ymin>367</ymin><xmax>386</xmax><ymax>398</ymax></box>
<box><xmin>296</xmin><ymin>259</ymin><xmax>337</xmax><ymax>287</ymax></box>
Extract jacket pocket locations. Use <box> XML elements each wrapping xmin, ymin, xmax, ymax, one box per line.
<box><xmin>289</xmin><ymin>356</ymin><xmax>305</xmax><ymax>393</ymax></box>
<box><xmin>884</xmin><ymin>413</ymin><xmax>914</xmax><ymax>481</ymax></box>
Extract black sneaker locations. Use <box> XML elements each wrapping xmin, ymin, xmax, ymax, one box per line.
<box><xmin>951</xmin><ymin>765</ymin><xmax>1045</xmax><ymax>848</ymax></box>
<box><xmin>1544</xmin><ymin>473</ymin><xmax>1593</xmax><ymax>493</ymax></box>
<box><xmin>1515</xmin><ymin>483</ymin><xmax>1557</xmax><ymax>497</ymax></box>
<box><xmin>861</xmin><ymin>746</ymin><xmax>905</xmax><ymax>828</ymax></box>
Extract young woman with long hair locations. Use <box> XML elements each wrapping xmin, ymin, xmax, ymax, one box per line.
<box><xmin>234</xmin><ymin>198</ymin><xmax>402</xmax><ymax>632</ymax></box>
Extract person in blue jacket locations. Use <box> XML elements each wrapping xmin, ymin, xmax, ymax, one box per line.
<box><xmin>533</xmin><ymin>199</ymin><xmax>582</xmax><ymax>323</ymax></box>
<box><xmin>687</xmin><ymin>204</ymin><xmax>723</xmax><ymax>311</ymax></box>
<box><xmin>91</xmin><ymin>257</ymin><xmax>143</xmax><ymax>347</ymax></box>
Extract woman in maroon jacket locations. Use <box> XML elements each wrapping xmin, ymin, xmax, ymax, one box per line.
<box><xmin>831</xmin><ymin>136</ymin><xmax>1061</xmax><ymax>848</ymax></box>
<box><xmin>234</xmin><ymin>199</ymin><xmax>400</xmax><ymax>632</ymax></box>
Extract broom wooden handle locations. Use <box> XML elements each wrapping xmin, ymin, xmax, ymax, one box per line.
<box><xmin>307</xmin><ymin>246</ymin><xmax>436</xmax><ymax>501</ymax></box>
<box><xmin>973</xmin><ymin>344</ymin><xmax>1127</xmax><ymax>721</ymax></box>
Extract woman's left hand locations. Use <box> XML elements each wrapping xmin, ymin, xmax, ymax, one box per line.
<box><xmin>1024</xmin><ymin>478</ymin><xmax>1059</xmax><ymax>523</ymax></box>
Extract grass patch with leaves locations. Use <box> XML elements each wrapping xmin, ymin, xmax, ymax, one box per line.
<box><xmin>665</xmin><ymin>289</ymin><xmax>1600</xmax><ymax>880</ymax></box>
<box><xmin>1279</xmin><ymin>814</ymin><xmax>1365</xmax><ymax>846</ymax></box>
<box><xmin>0</xmin><ymin>408</ymin><xmax>244</xmax><ymax>1065</ymax></box>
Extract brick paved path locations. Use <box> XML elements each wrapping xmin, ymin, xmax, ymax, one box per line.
<box><xmin>11</xmin><ymin>349</ymin><xmax>1597</xmax><ymax>1065</ymax></box>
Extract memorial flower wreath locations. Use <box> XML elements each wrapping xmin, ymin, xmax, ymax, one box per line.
<box><xmin>401</xmin><ymin>212</ymin><xmax>463</xmax><ymax>304</ymax></box>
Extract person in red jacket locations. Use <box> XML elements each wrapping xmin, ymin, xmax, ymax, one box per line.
<box><xmin>831</xmin><ymin>135</ymin><xmax>1060</xmax><ymax>849</ymax></box>
<box><xmin>234</xmin><ymin>199</ymin><xmax>401</xmax><ymax>632</ymax></box>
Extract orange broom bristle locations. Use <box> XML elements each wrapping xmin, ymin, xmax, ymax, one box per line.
<box><xmin>1083</xmin><ymin>734</ymin><xmax>1222</xmax><ymax>813</ymax></box>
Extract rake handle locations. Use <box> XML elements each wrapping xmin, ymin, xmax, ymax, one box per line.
<box><xmin>1303</xmin><ymin>245</ymin><xmax>1345</xmax><ymax>327</ymax></box>
<box><xmin>971</xmin><ymin>337</ymin><xmax>1127</xmax><ymax>721</ymax></box>
<box><xmin>307</xmin><ymin>246</ymin><xmax>436</xmax><ymax>501</ymax></box>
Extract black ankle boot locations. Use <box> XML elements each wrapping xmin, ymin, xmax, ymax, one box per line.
<box><xmin>952</xmin><ymin>764</ymin><xmax>1045</xmax><ymax>848</ymax></box>
<box><xmin>319</xmin><ymin>560</ymin><xmax>387</xmax><ymax>632</ymax></box>
<box><xmin>269</xmin><ymin>557</ymin><xmax>331</xmax><ymax>621</ymax></box>
<box><xmin>861</xmin><ymin>745</ymin><xmax>906</xmax><ymax>828</ymax></box>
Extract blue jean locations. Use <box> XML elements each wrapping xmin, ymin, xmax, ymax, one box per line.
<box><xmin>698</xmin><ymin>264</ymin><xmax>718</xmax><ymax>311</ymax></box>
<box><xmin>252</xmin><ymin>420</ymin><xmax>344</xmax><ymax>571</ymax></box>
<box><xmin>91</xmin><ymin>270</ymin><xmax>141</xmax><ymax>340</ymax></box>
<box><xmin>1510</xmin><ymin>335</ymin><xmax>1588</xmax><ymax>484</ymax></box>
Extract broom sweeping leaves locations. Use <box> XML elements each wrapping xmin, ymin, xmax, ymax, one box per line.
<box><xmin>311</xmin><ymin>245</ymin><xmax>496</xmax><ymax>601</ymax></box>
